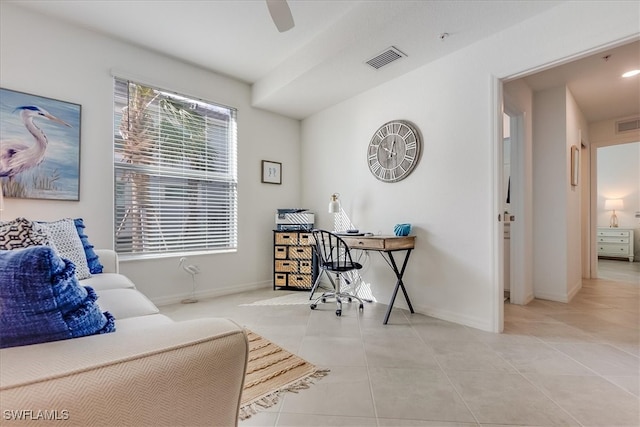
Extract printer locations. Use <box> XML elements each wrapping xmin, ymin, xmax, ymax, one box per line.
<box><xmin>275</xmin><ymin>209</ymin><xmax>314</xmax><ymax>231</ymax></box>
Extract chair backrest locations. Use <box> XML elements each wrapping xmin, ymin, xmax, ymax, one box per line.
<box><xmin>311</xmin><ymin>229</ymin><xmax>359</xmax><ymax>272</ymax></box>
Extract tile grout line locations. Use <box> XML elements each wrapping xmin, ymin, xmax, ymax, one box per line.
<box><xmin>358</xmin><ymin>300</ymin><xmax>381</xmax><ymax>426</ymax></box>
<box><xmin>413</xmin><ymin>323</ymin><xmax>482</xmax><ymax>426</ymax></box>
<box><xmin>544</xmin><ymin>340</ymin><xmax>640</xmax><ymax>400</ymax></box>
<box><xmin>481</xmin><ymin>335</ymin><xmax>587</xmax><ymax>427</ymax></box>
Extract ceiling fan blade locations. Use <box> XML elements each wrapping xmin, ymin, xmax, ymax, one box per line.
<box><xmin>266</xmin><ymin>0</ymin><xmax>295</xmax><ymax>33</ymax></box>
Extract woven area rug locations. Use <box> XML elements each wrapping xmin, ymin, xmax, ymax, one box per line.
<box><xmin>239</xmin><ymin>330</ymin><xmax>329</xmax><ymax>420</ymax></box>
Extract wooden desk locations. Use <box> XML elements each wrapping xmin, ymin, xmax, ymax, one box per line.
<box><xmin>341</xmin><ymin>235</ymin><xmax>416</xmax><ymax>324</ymax></box>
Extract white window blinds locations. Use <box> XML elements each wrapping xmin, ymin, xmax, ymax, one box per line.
<box><xmin>113</xmin><ymin>78</ymin><xmax>237</xmax><ymax>256</ymax></box>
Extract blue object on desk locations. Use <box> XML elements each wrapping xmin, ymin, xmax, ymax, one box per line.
<box><xmin>394</xmin><ymin>223</ymin><xmax>411</xmax><ymax>236</ymax></box>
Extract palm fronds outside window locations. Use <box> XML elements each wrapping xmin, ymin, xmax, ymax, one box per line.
<box><xmin>113</xmin><ymin>78</ymin><xmax>237</xmax><ymax>257</ymax></box>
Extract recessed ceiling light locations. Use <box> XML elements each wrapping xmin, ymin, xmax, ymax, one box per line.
<box><xmin>622</xmin><ymin>69</ymin><xmax>640</xmax><ymax>78</ymax></box>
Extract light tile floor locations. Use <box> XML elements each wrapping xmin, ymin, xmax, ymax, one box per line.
<box><xmin>159</xmin><ymin>266</ymin><xmax>639</xmax><ymax>427</ymax></box>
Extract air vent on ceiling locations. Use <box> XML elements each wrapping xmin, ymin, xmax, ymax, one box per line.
<box><xmin>616</xmin><ymin>117</ymin><xmax>640</xmax><ymax>133</ymax></box>
<box><xmin>366</xmin><ymin>46</ymin><xmax>406</xmax><ymax>70</ymax></box>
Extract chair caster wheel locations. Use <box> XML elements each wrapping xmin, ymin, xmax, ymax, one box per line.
<box><xmin>359</xmin><ymin>304</ymin><xmax>364</xmax><ymax>311</ymax></box>
<box><xmin>321</xmin><ymin>298</ymin><xmax>327</xmax><ymax>303</ymax></box>
<box><xmin>348</xmin><ymin>297</ymin><xmax>352</xmax><ymax>302</ymax></box>
<box><xmin>310</xmin><ymin>304</ymin><xmax>317</xmax><ymax>310</ymax></box>
<box><xmin>336</xmin><ymin>309</ymin><xmax>342</xmax><ymax>316</ymax></box>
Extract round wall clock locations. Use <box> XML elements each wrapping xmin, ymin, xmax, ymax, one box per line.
<box><xmin>367</xmin><ymin>120</ymin><xmax>422</xmax><ymax>183</ymax></box>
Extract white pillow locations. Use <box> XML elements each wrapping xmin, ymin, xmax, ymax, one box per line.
<box><xmin>37</xmin><ymin>218</ymin><xmax>91</xmax><ymax>280</ymax></box>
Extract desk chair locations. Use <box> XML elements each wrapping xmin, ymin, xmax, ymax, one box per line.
<box><xmin>309</xmin><ymin>229</ymin><xmax>368</xmax><ymax>316</ymax></box>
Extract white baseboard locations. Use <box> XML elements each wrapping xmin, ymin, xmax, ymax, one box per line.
<box><xmin>152</xmin><ymin>280</ymin><xmax>272</xmax><ymax>307</ymax></box>
<box><xmin>534</xmin><ymin>278</ymin><xmax>583</xmax><ymax>303</ymax></box>
<box><xmin>412</xmin><ymin>303</ymin><xmax>494</xmax><ymax>332</ymax></box>
<box><xmin>533</xmin><ymin>291</ymin><xmax>569</xmax><ymax>303</ymax></box>
<box><xmin>151</xmin><ymin>279</ymin><xmax>491</xmax><ymax>333</ymax></box>
<box><xmin>567</xmin><ymin>278</ymin><xmax>583</xmax><ymax>302</ymax></box>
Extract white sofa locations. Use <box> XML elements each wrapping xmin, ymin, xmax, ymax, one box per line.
<box><xmin>0</xmin><ymin>250</ymin><xmax>248</xmax><ymax>427</ymax></box>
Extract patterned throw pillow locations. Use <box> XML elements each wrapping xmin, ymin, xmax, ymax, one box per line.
<box><xmin>0</xmin><ymin>218</ymin><xmax>49</xmax><ymax>250</ymax></box>
<box><xmin>74</xmin><ymin>218</ymin><xmax>103</xmax><ymax>274</ymax></box>
<box><xmin>36</xmin><ymin>218</ymin><xmax>92</xmax><ymax>280</ymax></box>
<box><xmin>0</xmin><ymin>246</ymin><xmax>115</xmax><ymax>349</ymax></box>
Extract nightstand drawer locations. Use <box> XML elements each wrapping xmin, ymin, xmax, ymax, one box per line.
<box><xmin>598</xmin><ymin>236</ymin><xmax>629</xmax><ymax>244</ymax></box>
<box><xmin>598</xmin><ymin>244</ymin><xmax>630</xmax><ymax>255</ymax></box>
<box><xmin>597</xmin><ymin>230</ymin><xmax>630</xmax><ymax>238</ymax></box>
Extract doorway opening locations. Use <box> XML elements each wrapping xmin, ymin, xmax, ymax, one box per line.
<box><xmin>594</xmin><ymin>141</ymin><xmax>640</xmax><ymax>283</ymax></box>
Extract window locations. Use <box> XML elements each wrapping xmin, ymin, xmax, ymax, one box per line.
<box><xmin>113</xmin><ymin>78</ymin><xmax>237</xmax><ymax>257</ymax></box>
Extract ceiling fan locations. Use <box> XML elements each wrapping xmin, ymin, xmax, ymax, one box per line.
<box><xmin>266</xmin><ymin>0</ymin><xmax>295</xmax><ymax>32</ymax></box>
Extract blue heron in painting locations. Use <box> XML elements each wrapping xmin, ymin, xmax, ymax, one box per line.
<box><xmin>0</xmin><ymin>105</ymin><xmax>71</xmax><ymax>179</ymax></box>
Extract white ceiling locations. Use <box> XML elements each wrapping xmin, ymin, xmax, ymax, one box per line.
<box><xmin>11</xmin><ymin>0</ymin><xmax>640</xmax><ymax>122</ymax></box>
<box><xmin>521</xmin><ymin>40</ymin><xmax>640</xmax><ymax>122</ymax></box>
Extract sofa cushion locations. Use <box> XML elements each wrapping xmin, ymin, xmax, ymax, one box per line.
<box><xmin>81</xmin><ymin>272</ymin><xmax>136</xmax><ymax>291</ymax></box>
<box><xmin>97</xmin><ymin>288</ymin><xmax>159</xmax><ymax>319</ymax></box>
<box><xmin>74</xmin><ymin>218</ymin><xmax>103</xmax><ymax>274</ymax></box>
<box><xmin>0</xmin><ymin>246</ymin><xmax>115</xmax><ymax>349</ymax></box>
<box><xmin>35</xmin><ymin>218</ymin><xmax>91</xmax><ymax>280</ymax></box>
<box><xmin>0</xmin><ymin>217</ymin><xmax>49</xmax><ymax>250</ymax></box>
<box><xmin>115</xmin><ymin>313</ymin><xmax>174</xmax><ymax>330</ymax></box>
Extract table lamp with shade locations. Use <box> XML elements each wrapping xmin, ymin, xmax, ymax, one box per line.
<box><xmin>604</xmin><ymin>199</ymin><xmax>623</xmax><ymax>228</ymax></box>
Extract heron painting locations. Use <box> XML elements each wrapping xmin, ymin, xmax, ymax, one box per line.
<box><xmin>0</xmin><ymin>88</ymin><xmax>81</xmax><ymax>201</ymax></box>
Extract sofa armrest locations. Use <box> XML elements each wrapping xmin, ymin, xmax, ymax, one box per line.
<box><xmin>94</xmin><ymin>249</ymin><xmax>118</xmax><ymax>274</ymax></box>
<box><xmin>0</xmin><ymin>318</ymin><xmax>248</xmax><ymax>427</ymax></box>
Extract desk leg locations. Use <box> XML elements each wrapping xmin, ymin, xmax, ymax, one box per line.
<box><xmin>383</xmin><ymin>249</ymin><xmax>414</xmax><ymax>324</ymax></box>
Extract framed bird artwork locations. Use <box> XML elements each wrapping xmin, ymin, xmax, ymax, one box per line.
<box><xmin>0</xmin><ymin>88</ymin><xmax>81</xmax><ymax>201</ymax></box>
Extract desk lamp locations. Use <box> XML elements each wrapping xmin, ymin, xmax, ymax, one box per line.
<box><xmin>604</xmin><ymin>199</ymin><xmax>623</xmax><ymax>228</ymax></box>
<box><xmin>328</xmin><ymin>193</ymin><xmax>341</xmax><ymax>232</ymax></box>
<box><xmin>328</xmin><ymin>193</ymin><xmax>340</xmax><ymax>214</ymax></box>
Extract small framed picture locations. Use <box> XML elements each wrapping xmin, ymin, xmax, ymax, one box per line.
<box><xmin>261</xmin><ymin>160</ymin><xmax>282</xmax><ymax>184</ymax></box>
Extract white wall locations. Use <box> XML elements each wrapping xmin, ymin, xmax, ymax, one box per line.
<box><xmin>301</xmin><ymin>1</ymin><xmax>639</xmax><ymax>331</ymax></box>
<box><xmin>532</xmin><ymin>87</ymin><xmax>570</xmax><ymax>300</ymax></box>
<box><xmin>566</xmin><ymin>88</ymin><xmax>589</xmax><ymax>298</ymax></box>
<box><xmin>0</xmin><ymin>3</ymin><xmax>301</xmax><ymax>304</ymax></box>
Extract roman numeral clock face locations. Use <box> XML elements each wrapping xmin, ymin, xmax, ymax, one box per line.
<box><xmin>367</xmin><ymin>120</ymin><xmax>422</xmax><ymax>183</ymax></box>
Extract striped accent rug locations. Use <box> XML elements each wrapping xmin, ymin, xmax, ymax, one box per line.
<box><xmin>239</xmin><ymin>331</ymin><xmax>329</xmax><ymax>420</ymax></box>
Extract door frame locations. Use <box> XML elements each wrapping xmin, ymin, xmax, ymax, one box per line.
<box><xmin>503</xmin><ymin>104</ymin><xmax>528</xmax><ymax>305</ymax></box>
<box><xmin>493</xmin><ymin>76</ymin><xmax>535</xmax><ymax>333</ymax></box>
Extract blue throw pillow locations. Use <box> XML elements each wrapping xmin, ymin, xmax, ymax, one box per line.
<box><xmin>0</xmin><ymin>246</ymin><xmax>115</xmax><ymax>349</ymax></box>
<box><xmin>74</xmin><ymin>218</ymin><xmax>103</xmax><ymax>274</ymax></box>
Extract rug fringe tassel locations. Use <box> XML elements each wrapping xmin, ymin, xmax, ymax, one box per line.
<box><xmin>239</xmin><ymin>369</ymin><xmax>329</xmax><ymax>421</ymax></box>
